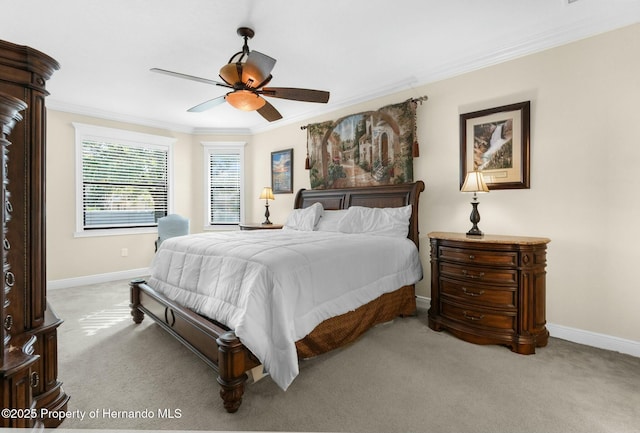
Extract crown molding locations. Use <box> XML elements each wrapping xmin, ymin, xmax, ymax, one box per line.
<box><xmin>247</xmin><ymin>76</ymin><xmax>420</xmax><ymax>135</ymax></box>
<box><xmin>47</xmin><ymin>99</ymin><xmax>252</xmax><ymax>136</ymax></box>
<box><xmin>415</xmin><ymin>14</ymin><xmax>640</xmax><ymax>85</ymax></box>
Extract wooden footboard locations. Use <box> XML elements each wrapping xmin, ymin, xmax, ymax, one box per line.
<box><xmin>130</xmin><ymin>279</ymin><xmax>417</xmax><ymax>412</ymax></box>
<box><xmin>129</xmin><ymin>279</ymin><xmax>260</xmax><ymax>413</ymax></box>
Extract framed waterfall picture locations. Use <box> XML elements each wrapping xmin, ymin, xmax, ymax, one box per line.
<box><xmin>460</xmin><ymin>101</ymin><xmax>530</xmax><ymax>190</ymax></box>
<box><xmin>271</xmin><ymin>148</ymin><xmax>293</xmax><ymax>194</ymax></box>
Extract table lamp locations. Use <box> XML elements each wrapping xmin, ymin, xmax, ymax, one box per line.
<box><xmin>259</xmin><ymin>187</ymin><xmax>275</xmax><ymax>225</ymax></box>
<box><xmin>461</xmin><ymin>171</ymin><xmax>489</xmax><ymax>236</ymax></box>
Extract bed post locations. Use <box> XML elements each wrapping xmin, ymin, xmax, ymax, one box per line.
<box><xmin>217</xmin><ymin>331</ymin><xmax>249</xmax><ymax>413</ymax></box>
<box><xmin>129</xmin><ymin>279</ymin><xmax>145</xmax><ymax>324</ymax></box>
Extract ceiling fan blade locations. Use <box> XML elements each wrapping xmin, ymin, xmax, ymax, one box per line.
<box><xmin>242</xmin><ymin>51</ymin><xmax>276</xmax><ymax>87</ymax></box>
<box><xmin>261</xmin><ymin>87</ymin><xmax>330</xmax><ymax>103</ymax></box>
<box><xmin>187</xmin><ymin>96</ymin><xmax>226</xmax><ymax>112</ymax></box>
<box><xmin>257</xmin><ymin>99</ymin><xmax>283</xmax><ymax>122</ymax></box>
<box><xmin>151</xmin><ymin>68</ymin><xmax>228</xmax><ymax>87</ymax></box>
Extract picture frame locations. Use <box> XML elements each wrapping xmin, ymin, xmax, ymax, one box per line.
<box><xmin>460</xmin><ymin>101</ymin><xmax>530</xmax><ymax>190</ymax></box>
<box><xmin>271</xmin><ymin>148</ymin><xmax>293</xmax><ymax>194</ymax></box>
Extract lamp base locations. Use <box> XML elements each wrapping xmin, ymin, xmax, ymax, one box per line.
<box><xmin>466</xmin><ymin>228</ymin><xmax>484</xmax><ymax>237</ymax></box>
<box><xmin>467</xmin><ymin>199</ymin><xmax>483</xmax><ymax>237</ymax></box>
<box><xmin>263</xmin><ymin>203</ymin><xmax>272</xmax><ymax>225</ymax></box>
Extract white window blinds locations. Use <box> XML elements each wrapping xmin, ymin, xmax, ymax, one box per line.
<box><xmin>209</xmin><ymin>153</ymin><xmax>241</xmax><ymax>224</ymax></box>
<box><xmin>203</xmin><ymin>142</ymin><xmax>245</xmax><ymax>227</ymax></box>
<box><xmin>74</xmin><ymin>123</ymin><xmax>174</xmax><ymax>233</ymax></box>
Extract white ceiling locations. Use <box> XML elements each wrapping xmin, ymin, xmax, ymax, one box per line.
<box><xmin>2</xmin><ymin>0</ymin><xmax>639</xmax><ymax>134</ymax></box>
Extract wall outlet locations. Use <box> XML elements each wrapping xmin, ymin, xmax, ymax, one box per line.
<box><xmin>121</xmin><ymin>248</ymin><xmax>128</xmax><ymax>257</ymax></box>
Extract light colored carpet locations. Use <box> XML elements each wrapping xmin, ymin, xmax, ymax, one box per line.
<box><xmin>48</xmin><ymin>280</ymin><xmax>640</xmax><ymax>432</ymax></box>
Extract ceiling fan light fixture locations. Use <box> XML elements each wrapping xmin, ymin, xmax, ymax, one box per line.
<box><xmin>226</xmin><ymin>90</ymin><xmax>266</xmax><ymax>111</ymax></box>
<box><xmin>241</xmin><ymin>64</ymin><xmax>266</xmax><ymax>88</ymax></box>
<box><xmin>219</xmin><ymin>62</ymin><xmax>242</xmax><ymax>85</ymax></box>
<box><xmin>220</xmin><ymin>63</ymin><xmax>264</xmax><ymax>88</ymax></box>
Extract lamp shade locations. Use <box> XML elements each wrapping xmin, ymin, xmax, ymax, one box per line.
<box><xmin>219</xmin><ymin>61</ymin><xmax>267</xmax><ymax>88</ymax></box>
<box><xmin>219</xmin><ymin>62</ymin><xmax>242</xmax><ymax>85</ymax></box>
<box><xmin>226</xmin><ymin>90</ymin><xmax>266</xmax><ymax>111</ymax></box>
<box><xmin>461</xmin><ymin>171</ymin><xmax>490</xmax><ymax>193</ymax></box>
<box><xmin>259</xmin><ymin>187</ymin><xmax>274</xmax><ymax>200</ymax></box>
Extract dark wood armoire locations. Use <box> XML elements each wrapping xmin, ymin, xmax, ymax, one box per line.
<box><xmin>0</xmin><ymin>40</ymin><xmax>68</xmax><ymax>428</ymax></box>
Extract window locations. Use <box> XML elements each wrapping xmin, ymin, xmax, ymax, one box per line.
<box><xmin>203</xmin><ymin>142</ymin><xmax>246</xmax><ymax>228</ymax></box>
<box><xmin>74</xmin><ymin>123</ymin><xmax>175</xmax><ymax>235</ymax></box>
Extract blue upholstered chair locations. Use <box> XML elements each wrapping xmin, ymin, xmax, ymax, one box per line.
<box><xmin>155</xmin><ymin>214</ymin><xmax>190</xmax><ymax>251</ymax></box>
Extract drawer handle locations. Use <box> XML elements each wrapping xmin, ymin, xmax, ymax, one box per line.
<box><xmin>462</xmin><ymin>287</ymin><xmax>484</xmax><ymax>297</ymax></box>
<box><xmin>5</xmin><ymin>271</ymin><xmax>14</xmax><ymax>287</ymax></box>
<box><xmin>463</xmin><ymin>311</ymin><xmax>485</xmax><ymax>321</ymax></box>
<box><xmin>30</xmin><ymin>372</ymin><xmax>40</xmax><ymax>388</ymax></box>
<box><xmin>469</xmin><ymin>254</ymin><xmax>475</xmax><ymax>260</ymax></box>
<box><xmin>461</xmin><ymin>270</ymin><xmax>485</xmax><ymax>279</ymax></box>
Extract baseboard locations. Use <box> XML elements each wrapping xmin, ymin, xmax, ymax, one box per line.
<box><xmin>47</xmin><ymin>268</ymin><xmax>150</xmax><ymax>290</ymax></box>
<box><xmin>416</xmin><ymin>295</ymin><xmax>430</xmax><ymax>311</ymax></box>
<box><xmin>415</xmin><ymin>295</ymin><xmax>639</xmax><ymax>358</ymax></box>
<box><xmin>546</xmin><ymin>323</ymin><xmax>640</xmax><ymax>357</ymax></box>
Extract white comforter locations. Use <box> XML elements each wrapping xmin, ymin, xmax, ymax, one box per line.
<box><xmin>147</xmin><ymin>229</ymin><xmax>422</xmax><ymax>390</ymax></box>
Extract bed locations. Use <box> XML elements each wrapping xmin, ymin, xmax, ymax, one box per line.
<box><xmin>129</xmin><ymin>181</ymin><xmax>425</xmax><ymax>412</ymax></box>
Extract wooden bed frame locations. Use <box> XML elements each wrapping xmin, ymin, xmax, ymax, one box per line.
<box><xmin>130</xmin><ymin>181</ymin><xmax>424</xmax><ymax>412</ymax></box>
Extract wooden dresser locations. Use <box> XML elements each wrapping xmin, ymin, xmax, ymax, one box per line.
<box><xmin>0</xmin><ymin>40</ymin><xmax>68</xmax><ymax>427</ymax></box>
<box><xmin>427</xmin><ymin>232</ymin><xmax>550</xmax><ymax>355</ymax></box>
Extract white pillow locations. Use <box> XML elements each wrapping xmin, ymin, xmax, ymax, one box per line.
<box><xmin>315</xmin><ymin>209</ymin><xmax>348</xmax><ymax>232</ymax></box>
<box><xmin>338</xmin><ymin>205</ymin><xmax>412</xmax><ymax>238</ymax></box>
<box><xmin>284</xmin><ymin>202</ymin><xmax>324</xmax><ymax>231</ymax></box>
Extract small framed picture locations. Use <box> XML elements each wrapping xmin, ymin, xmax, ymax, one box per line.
<box><xmin>460</xmin><ymin>101</ymin><xmax>530</xmax><ymax>190</ymax></box>
<box><xmin>271</xmin><ymin>148</ymin><xmax>293</xmax><ymax>194</ymax></box>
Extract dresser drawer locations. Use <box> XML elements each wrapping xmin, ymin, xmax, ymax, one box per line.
<box><xmin>440</xmin><ymin>278</ymin><xmax>516</xmax><ymax>309</ymax></box>
<box><xmin>439</xmin><ymin>246</ymin><xmax>517</xmax><ymax>267</ymax></box>
<box><xmin>439</xmin><ymin>262</ymin><xmax>518</xmax><ymax>285</ymax></box>
<box><xmin>441</xmin><ymin>301</ymin><xmax>516</xmax><ymax>330</ymax></box>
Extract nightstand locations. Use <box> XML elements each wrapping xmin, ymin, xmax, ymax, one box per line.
<box><xmin>427</xmin><ymin>232</ymin><xmax>550</xmax><ymax>355</ymax></box>
<box><xmin>239</xmin><ymin>223</ymin><xmax>283</xmax><ymax>231</ymax></box>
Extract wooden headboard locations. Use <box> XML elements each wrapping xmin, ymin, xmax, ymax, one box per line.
<box><xmin>293</xmin><ymin>181</ymin><xmax>425</xmax><ymax>249</ymax></box>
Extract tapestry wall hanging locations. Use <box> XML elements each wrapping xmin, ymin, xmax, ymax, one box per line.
<box><xmin>304</xmin><ymin>98</ymin><xmax>423</xmax><ymax>189</ymax></box>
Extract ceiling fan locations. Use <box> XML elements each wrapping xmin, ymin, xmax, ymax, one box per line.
<box><xmin>151</xmin><ymin>27</ymin><xmax>330</xmax><ymax>122</ymax></box>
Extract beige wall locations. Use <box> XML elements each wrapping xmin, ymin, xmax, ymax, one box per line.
<box><xmin>46</xmin><ymin>111</ymin><xmax>250</xmax><ymax>280</ymax></box>
<box><xmin>46</xmin><ymin>24</ymin><xmax>639</xmax><ymax>343</ymax></box>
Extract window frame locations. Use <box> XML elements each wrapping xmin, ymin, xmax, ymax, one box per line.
<box><xmin>73</xmin><ymin>122</ymin><xmax>175</xmax><ymax>237</ymax></box>
<box><xmin>202</xmin><ymin>141</ymin><xmax>246</xmax><ymax>230</ymax></box>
